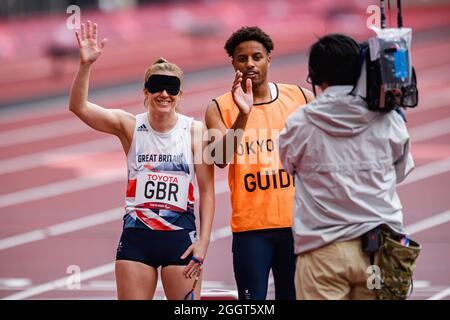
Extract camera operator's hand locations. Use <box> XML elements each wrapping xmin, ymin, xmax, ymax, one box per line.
<box><xmin>75</xmin><ymin>20</ymin><xmax>108</xmax><ymax>65</ymax></box>
<box><xmin>392</xmin><ymin>88</ymin><xmax>402</xmax><ymax>106</ymax></box>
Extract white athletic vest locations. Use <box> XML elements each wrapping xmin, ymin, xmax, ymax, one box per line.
<box><xmin>124</xmin><ymin>112</ymin><xmax>196</xmax><ymax>231</ymax></box>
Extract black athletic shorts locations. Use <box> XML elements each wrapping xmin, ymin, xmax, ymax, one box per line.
<box><xmin>116</xmin><ymin>228</ymin><xmax>197</xmax><ymax>268</ymax></box>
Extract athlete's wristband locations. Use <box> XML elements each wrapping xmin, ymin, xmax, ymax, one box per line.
<box><xmin>191</xmin><ymin>256</ymin><xmax>203</xmax><ymax>264</ymax></box>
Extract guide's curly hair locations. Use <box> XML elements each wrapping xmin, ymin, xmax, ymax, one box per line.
<box><xmin>224</xmin><ymin>26</ymin><xmax>274</xmax><ymax>57</ymax></box>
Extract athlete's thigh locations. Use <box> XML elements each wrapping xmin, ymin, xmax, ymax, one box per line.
<box><xmin>159</xmin><ymin>229</ymin><xmax>200</xmax><ymax>300</ymax></box>
<box><xmin>115</xmin><ymin>260</ymin><xmax>158</xmax><ymax>300</ymax></box>
<box><xmin>161</xmin><ymin>265</ymin><xmax>203</xmax><ymax>300</ymax></box>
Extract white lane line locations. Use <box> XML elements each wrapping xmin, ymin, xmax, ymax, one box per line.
<box><xmin>2</xmin><ymin>263</ymin><xmax>115</xmax><ymax>300</ymax></box>
<box><xmin>412</xmin><ymin>280</ymin><xmax>431</xmax><ymax>289</ymax></box>
<box><xmin>0</xmin><ymin>230</ymin><xmax>46</xmax><ymax>250</ymax></box>
<box><xmin>400</xmin><ymin>157</ymin><xmax>450</xmax><ymax>185</ymax></box>
<box><xmin>0</xmin><ymin>278</ymin><xmax>32</xmax><ymax>289</ymax></box>
<box><xmin>0</xmin><ymin>156</ymin><xmax>227</xmax><ymax>208</ymax></box>
<box><xmin>409</xmin><ymin>117</ymin><xmax>450</xmax><ymax>143</ymax></box>
<box><xmin>210</xmin><ymin>226</ymin><xmax>232</xmax><ymax>242</ymax></box>
<box><xmin>411</xmin><ymin>88</ymin><xmax>450</xmax><ymax>113</ymax></box>
<box><xmin>0</xmin><ymin>72</ymin><xmax>229</xmax><ymax>125</ymax></box>
<box><xmin>0</xmin><ymin>86</ymin><xmax>222</xmax><ymax>148</ymax></box>
<box><xmin>0</xmin><ymin>208</ymin><xmax>122</xmax><ymax>250</ymax></box>
<box><xmin>0</xmin><ymin>89</ymin><xmax>141</xmax><ymax>125</ymax></box>
<box><xmin>1</xmin><ymin>220</ymin><xmax>233</xmax><ymax>300</ymax></box>
<box><xmin>406</xmin><ymin>210</ymin><xmax>450</xmax><ymax>235</ymax></box>
<box><xmin>404</xmin><ymin>205</ymin><xmax>450</xmax><ymax>301</ymax></box>
<box><xmin>428</xmin><ymin>287</ymin><xmax>450</xmax><ymax>300</ymax></box>
<box><xmin>1</xmin><ymin>279</ymin><xmax>232</xmax><ymax>296</ymax></box>
<box><xmin>47</xmin><ymin>208</ymin><xmax>123</xmax><ymax>237</ymax></box>
<box><xmin>0</xmin><ymin>137</ymin><xmax>118</xmax><ymax>176</ymax></box>
<box><xmin>215</xmin><ymin>179</ymin><xmax>229</xmax><ymax>195</ymax></box>
<box><xmin>2</xmin><ymin>280</ymin><xmax>229</xmax><ymax>292</ymax></box>
<box><xmin>415</xmin><ymin>64</ymin><xmax>450</xmax><ymax>86</ymax></box>
<box><xmin>0</xmin><ymin>118</ymin><xmax>87</xmax><ymax>148</ymax></box>
<box><xmin>0</xmin><ymin>170</ymin><xmax>124</xmax><ymax>209</ymax></box>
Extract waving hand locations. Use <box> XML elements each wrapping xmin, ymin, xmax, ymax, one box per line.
<box><xmin>75</xmin><ymin>20</ymin><xmax>108</xmax><ymax>65</ymax></box>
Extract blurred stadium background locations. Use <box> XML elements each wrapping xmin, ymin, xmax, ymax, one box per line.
<box><xmin>0</xmin><ymin>0</ymin><xmax>449</xmax><ymax>300</ymax></box>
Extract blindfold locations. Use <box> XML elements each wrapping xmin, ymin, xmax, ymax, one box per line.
<box><xmin>145</xmin><ymin>74</ymin><xmax>181</xmax><ymax>96</ymax></box>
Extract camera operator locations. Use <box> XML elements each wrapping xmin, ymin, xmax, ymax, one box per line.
<box><xmin>279</xmin><ymin>34</ymin><xmax>415</xmax><ymax>300</ymax></box>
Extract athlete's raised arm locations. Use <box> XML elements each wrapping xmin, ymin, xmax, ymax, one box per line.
<box><xmin>69</xmin><ymin>21</ymin><xmax>134</xmax><ymax>153</ymax></box>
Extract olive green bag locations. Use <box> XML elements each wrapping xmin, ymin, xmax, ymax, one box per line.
<box><xmin>377</xmin><ymin>227</ymin><xmax>422</xmax><ymax>300</ymax></box>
